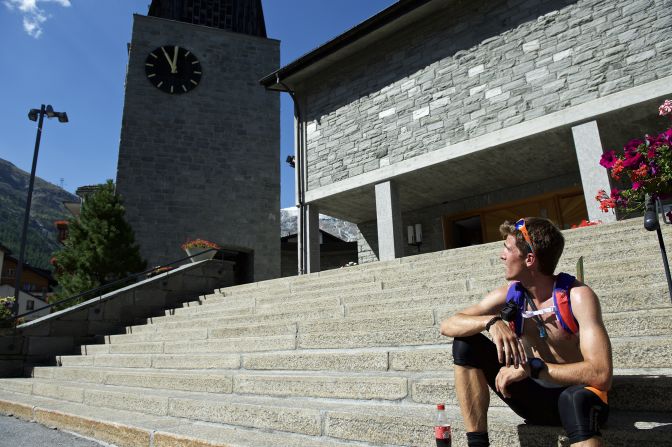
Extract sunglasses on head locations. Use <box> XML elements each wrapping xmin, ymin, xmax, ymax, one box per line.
<box><xmin>515</xmin><ymin>218</ymin><xmax>534</xmax><ymax>254</ymax></box>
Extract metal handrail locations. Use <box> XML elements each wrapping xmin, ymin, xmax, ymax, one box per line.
<box><xmin>1</xmin><ymin>248</ymin><xmax>220</xmax><ymax>326</ymax></box>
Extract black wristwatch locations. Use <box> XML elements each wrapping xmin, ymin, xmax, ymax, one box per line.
<box><xmin>485</xmin><ymin>316</ymin><xmax>502</xmax><ymax>332</ymax></box>
<box><xmin>528</xmin><ymin>357</ymin><xmax>547</xmax><ymax>379</ymax></box>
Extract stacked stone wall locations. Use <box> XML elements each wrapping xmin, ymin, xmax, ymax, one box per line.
<box><xmin>302</xmin><ymin>0</ymin><xmax>671</xmax><ymax>191</ymax></box>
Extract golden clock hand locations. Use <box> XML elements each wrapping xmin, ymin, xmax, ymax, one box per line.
<box><xmin>171</xmin><ymin>46</ymin><xmax>179</xmax><ymax>73</ymax></box>
<box><xmin>160</xmin><ymin>46</ymin><xmax>176</xmax><ymax>72</ymax></box>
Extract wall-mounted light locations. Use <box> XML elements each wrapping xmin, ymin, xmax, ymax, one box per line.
<box><xmin>407</xmin><ymin>223</ymin><xmax>422</xmax><ymax>252</ymax></box>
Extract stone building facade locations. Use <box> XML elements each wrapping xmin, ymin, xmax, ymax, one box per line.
<box><xmin>263</xmin><ymin>0</ymin><xmax>672</xmax><ymax>268</ymax></box>
<box><xmin>117</xmin><ymin>0</ymin><xmax>280</xmax><ymax>280</ymax></box>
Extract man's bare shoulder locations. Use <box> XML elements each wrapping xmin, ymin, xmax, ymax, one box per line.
<box><xmin>569</xmin><ymin>280</ymin><xmax>604</xmax><ymax>322</ymax></box>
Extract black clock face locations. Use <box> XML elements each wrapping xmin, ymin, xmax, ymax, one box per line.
<box><xmin>145</xmin><ymin>45</ymin><xmax>202</xmax><ymax>94</ymax></box>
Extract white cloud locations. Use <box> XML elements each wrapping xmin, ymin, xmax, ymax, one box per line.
<box><xmin>3</xmin><ymin>0</ymin><xmax>71</xmax><ymax>38</ymax></box>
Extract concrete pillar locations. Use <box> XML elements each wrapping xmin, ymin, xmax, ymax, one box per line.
<box><xmin>0</xmin><ymin>250</ymin><xmax>4</xmax><ymax>283</ymax></box>
<box><xmin>571</xmin><ymin>121</ymin><xmax>616</xmax><ymax>223</ymax></box>
<box><xmin>298</xmin><ymin>203</ymin><xmax>321</xmax><ymax>274</ymax></box>
<box><xmin>375</xmin><ymin>181</ymin><xmax>404</xmax><ymax>261</ymax></box>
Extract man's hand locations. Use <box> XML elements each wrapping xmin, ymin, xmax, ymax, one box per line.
<box><xmin>488</xmin><ymin>320</ymin><xmax>526</xmax><ymax>368</ymax></box>
<box><xmin>495</xmin><ymin>364</ymin><xmax>529</xmax><ymax>398</ymax></box>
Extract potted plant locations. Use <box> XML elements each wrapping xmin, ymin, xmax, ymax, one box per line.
<box><xmin>596</xmin><ymin>100</ymin><xmax>672</xmax><ymax>214</ymax></box>
<box><xmin>181</xmin><ymin>239</ymin><xmax>221</xmax><ymax>263</ymax></box>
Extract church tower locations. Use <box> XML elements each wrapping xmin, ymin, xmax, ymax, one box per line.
<box><xmin>116</xmin><ymin>0</ymin><xmax>280</xmax><ymax>281</ymax></box>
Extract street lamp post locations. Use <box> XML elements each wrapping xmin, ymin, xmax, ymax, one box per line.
<box><xmin>12</xmin><ymin>105</ymin><xmax>68</xmax><ymax>323</ymax></box>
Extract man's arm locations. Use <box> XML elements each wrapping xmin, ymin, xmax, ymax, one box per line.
<box><xmin>440</xmin><ymin>284</ymin><xmax>526</xmax><ymax>368</ymax></box>
<box><xmin>439</xmin><ymin>285</ymin><xmax>507</xmax><ymax>337</ymax></box>
<box><xmin>538</xmin><ymin>285</ymin><xmax>613</xmax><ymax>390</ymax></box>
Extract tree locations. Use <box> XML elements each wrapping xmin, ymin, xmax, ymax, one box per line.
<box><xmin>53</xmin><ymin>180</ymin><xmax>146</xmax><ymax>307</ymax></box>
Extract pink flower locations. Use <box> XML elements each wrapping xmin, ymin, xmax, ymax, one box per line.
<box><xmin>624</xmin><ymin>138</ymin><xmax>644</xmax><ymax>154</ymax></box>
<box><xmin>660</xmin><ymin>99</ymin><xmax>672</xmax><ymax>116</ymax></box>
<box><xmin>622</xmin><ymin>151</ymin><xmax>642</xmax><ymax>168</ymax></box>
<box><xmin>599</xmin><ymin>150</ymin><xmax>617</xmax><ymax>168</ymax></box>
<box><xmin>632</xmin><ymin>181</ymin><xmax>641</xmax><ymax>190</ymax></box>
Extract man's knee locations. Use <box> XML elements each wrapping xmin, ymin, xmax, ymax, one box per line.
<box><xmin>558</xmin><ymin>385</ymin><xmax>609</xmax><ymax>444</ymax></box>
<box><xmin>452</xmin><ymin>334</ymin><xmax>491</xmax><ymax>368</ymax></box>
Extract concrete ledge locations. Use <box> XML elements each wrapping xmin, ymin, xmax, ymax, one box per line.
<box><xmin>0</xmin><ymin>260</ymin><xmax>235</xmax><ymax>378</ymax></box>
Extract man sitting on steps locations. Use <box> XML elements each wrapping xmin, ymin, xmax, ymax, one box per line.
<box><xmin>440</xmin><ymin>217</ymin><xmax>612</xmax><ymax>447</ymax></box>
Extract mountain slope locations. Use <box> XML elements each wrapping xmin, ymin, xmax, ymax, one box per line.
<box><xmin>0</xmin><ymin>158</ymin><xmax>78</xmax><ymax>270</ymax></box>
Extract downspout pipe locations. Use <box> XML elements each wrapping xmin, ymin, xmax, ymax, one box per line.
<box><xmin>277</xmin><ymin>75</ymin><xmax>307</xmax><ymax>275</ymax></box>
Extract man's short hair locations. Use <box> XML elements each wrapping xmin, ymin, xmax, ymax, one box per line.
<box><xmin>499</xmin><ymin>217</ymin><xmax>565</xmax><ymax>276</ymax></box>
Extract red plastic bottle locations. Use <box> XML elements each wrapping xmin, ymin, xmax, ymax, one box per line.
<box><xmin>434</xmin><ymin>403</ymin><xmax>452</xmax><ymax>447</ymax></box>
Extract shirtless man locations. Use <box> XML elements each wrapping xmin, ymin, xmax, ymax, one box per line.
<box><xmin>440</xmin><ymin>217</ymin><xmax>612</xmax><ymax>447</ymax></box>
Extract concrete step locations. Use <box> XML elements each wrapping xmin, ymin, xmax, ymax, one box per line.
<box><xmin>345</xmin><ymin>283</ymin><xmax>671</xmax><ymax>317</ymax></box>
<box><xmin>175</xmin><ymin>248</ymin><xmax>670</xmax><ymax>317</ymax></box>
<box><xmin>33</xmin><ymin>367</ymin><xmax>410</xmax><ymax>401</ymax></box>
<box><xmin>374</xmin><ymin>336</ymin><xmax>672</xmax><ymax>371</ymax></box>
<box><xmin>0</xmin><ymin>386</ymin><xmax>669</xmax><ymax>446</ymax></box>
<box><xmin>25</xmin><ymin>363</ymin><xmax>672</xmax><ymax>412</ymax></box>
<box><xmin>0</xmin><ymin>390</ymin><xmax>359</xmax><ymax>447</ymax></box>
<box><xmin>81</xmin><ymin>334</ymin><xmax>297</xmax><ymax>355</ymax></box>
<box><xmin>214</xmin><ymin>222</ymin><xmax>672</xmax><ymax>300</ymax></box>
<box><xmin>99</xmin><ymin>304</ymin><xmax>672</xmax><ymax>353</ymax></box>
<box><xmin>175</xmin><ymin>268</ymin><xmax>672</xmax><ymax>326</ymax></box>
<box><xmin>129</xmin><ymin>305</ymin><xmax>343</xmax><ymax>334</ymax></box>
<box><xmin>111</xmin><ymin>321</ymin><xmax>298</xmax><ymax>345</ymax></box>
<box><xmin>213</xmin><ymin>242</ymin><xmax>670</xmax><ymax>303</ymax></box>
<box><xmin>59</xmin><ymin>353</ymin><xmax>242</xmax><ymax>369</ymax></box>
<box><xmin>411</xmin><ymin>368</ymin><xmax>672</xmax><ymax>413</ymax></box>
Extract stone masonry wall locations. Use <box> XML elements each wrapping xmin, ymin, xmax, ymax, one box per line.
<box><xmin>301</xmin><ymin>0</ymin><xmax>671</xmax><ymax>190</ymax></box>
<box><xmin>116</xmin><ymin>15</ymin><xmax>280</xmax><ymax>280</ymax></box>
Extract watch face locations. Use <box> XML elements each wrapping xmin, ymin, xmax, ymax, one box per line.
<box><xmin>145</xmin><ymin>45</ymin><xmax>202</xmax><ymax>94</ymax></box>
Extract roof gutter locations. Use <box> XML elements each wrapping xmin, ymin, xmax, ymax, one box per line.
<box><xmin>259</xmin><ymin>0</ymin><xmax>432</xmax><ymax>91</ymax></box>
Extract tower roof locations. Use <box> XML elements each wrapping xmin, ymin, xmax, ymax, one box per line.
<box><xmin>148</xmin><ymin>0</ymin><xmax>267</xmax><ymax>37</ymax></box>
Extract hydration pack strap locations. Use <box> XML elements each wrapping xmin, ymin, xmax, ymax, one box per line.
<box><xmin>505</xmin><ymin>272</ymin><xmax>578</xmax><ymax>336</ymax></box>
<box><xmin>553</xmin><ymin>272</ymin><xmax>579</xmax><ymax>334</ymax></box>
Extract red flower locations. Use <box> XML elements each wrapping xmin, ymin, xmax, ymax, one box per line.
<box><xmin>610</xmin><ymin>159</ymin><xmax>625</xmax><ymax>180</ymax></box>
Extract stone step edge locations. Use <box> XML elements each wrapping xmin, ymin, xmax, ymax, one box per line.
<box><xmin>125</xmin><ymin>302</ymin><xmax>672</xmax><ymax>339</ymax></box>
<box><xmin>219</xmin><ymin>233</ymin><xmax>672</xmax><ymax>297</ymax></box>
<box><xmin>211</xmin><ymin>268</ymin><xmax>672</xmax><ymax>307</ymax></box>
<box><xmin>29</xmin><ymin>364</ymin><xmax>672</xmax><ymax>384</ymax></box>
<box><xmin>174</xmin><ymin>279</ymin><xmax>672</xmax><ymax>324</ymax></box>
<box><xmin>0</xmin><ymin>387</ymin><xmax>669</xmax><ymax>447</ymax></box>
<box><xmin>218</xmin><ymin>248</ymin><xmax>672</xmax><ymax>299</ymax></box>
<box><xmin>0</xmin><ymin>393</ymin><xmax>360</xmax><ymax>447</ymax></box>
<box><xmin>174</xmin><ymin>282</ymin><xmax>672</xmax><ymax>321</ymax></box>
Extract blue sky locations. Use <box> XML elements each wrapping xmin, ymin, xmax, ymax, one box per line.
<box><xmin>0</xmin><ymin>0</ymin><xmax>396</xmax><ymax>208</ymax></box>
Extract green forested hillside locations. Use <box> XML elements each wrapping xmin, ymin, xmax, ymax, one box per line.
<box><xmin>0</xmin><ymin>158</ymin><xmax>78</xmax><ymax>270</ymax></box>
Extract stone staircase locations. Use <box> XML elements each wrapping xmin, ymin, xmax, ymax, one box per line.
<box><xmin>0</xmin><ymin>218</ymin><xmax>671</xmax><ymax>446</ymax></box>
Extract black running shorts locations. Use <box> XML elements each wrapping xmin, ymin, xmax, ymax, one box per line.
<box><xmin>452</xmin><ymin>334</ymin><xmax>609</xmax><ymax>444</ymax></box>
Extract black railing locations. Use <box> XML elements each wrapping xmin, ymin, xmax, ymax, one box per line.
<box><xmin>1</xmin><ymin>248</ymin><xmax>221</xmax><ymax>327</ymax></box>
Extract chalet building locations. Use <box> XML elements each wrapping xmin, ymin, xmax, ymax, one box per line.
<box><xmin>0</xmin><ymin>245</ymin><xmax>51</xmax><ymax>319</ymax></box>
